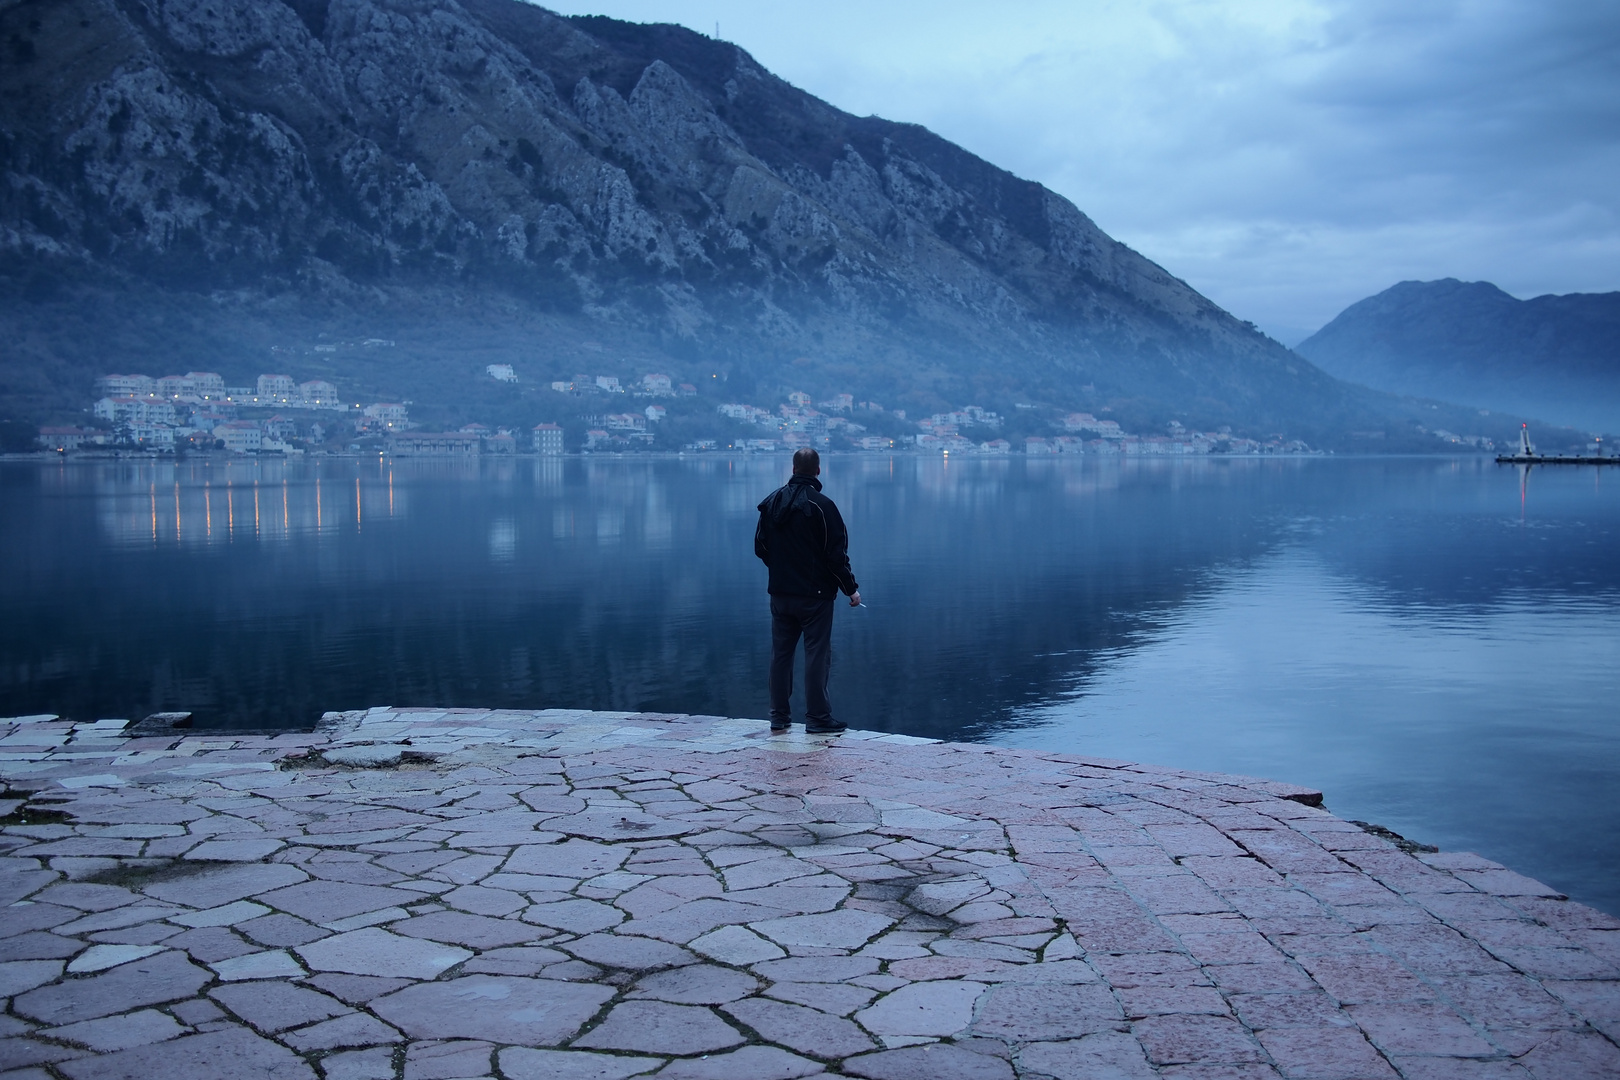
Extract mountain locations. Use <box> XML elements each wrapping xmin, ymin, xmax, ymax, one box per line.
<box><xmin>0</xmin><ymin>0</ymin><xmax>1542</xmax><ymax>448</ymax></box>
<box><xmin>1297</xmin><ymin>280</ymin><xmax>1620</xmax><ymax>434</ymax></box>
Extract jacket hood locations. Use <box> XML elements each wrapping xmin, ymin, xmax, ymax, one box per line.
<box><xmin>758</xmin><ymin>474</ymin><xmax>822</xmax><ymax>526</ymax></box>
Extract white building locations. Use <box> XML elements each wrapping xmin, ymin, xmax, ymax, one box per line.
<box><xmin>641</xmin><ymin>373</ymin><xmax>673</xmax><ymax>395</ymax></box>
<box><xmin>94</xmin><ymin>397</ymin><xmax>176</xmax><ymax>426</ymax></box>
<box><xmin>214</xmin><ymin>421</ymin><xmax>262</xmax><ymax>453</ymax></box>
<box><xmin>644</xmin><ymin>405</ymin><xmax>666</xmax><ymax>422</ymax></box>
<box><xmin>96</xmin><ymin>374</ymin><xmax>155</xmax><ymax>398</ymax></box>
<box><xmin>595</xmin><ymin>376</ymin><xmax>622</xmax><ymax>393</ymax></box>
<box><xmin>533</xmin><ymin>423</ymin><xmax>564</xmax><ymax>455</ymax></box>
<box><xmin>37</xmin><ymin>427</ymin><xmax>101</xmax><ymax>451</ymax></box>
<box><xmin>187</xmin><ymin>372</ymin><xmax>226</xmax><ymax>400</ymax></box>
<box><xmin>264</xmin><ymin>415</ymin><xmax>298</xmax><ymax>440</ymax></box>
<box><xmin>486</xmin><ymin>364</ymin><xmax>517</xmax><ymax>382</ymax></box>
<box><xmin>156</xmin><ymin>375</ymin><xmax>191</xmax><ymax>399</ymax></box>
<box><xmin>363</xmin><ymin>403</ymin><xmax>409</xmax><ymax>430</ymax></box>
<box><xmin>718</xmin><ymin>403</ymin><xmax>772</xmax><ymax>425</ymax></box>
<box><xmin>128</xmin><ymin>423</ymin><xmax>176</xmax><ymax>450</ymax></box>
<box><xmin>257</xmin><ymin>374</ymin><xmax>297</xmax><ymax>401</ymax></box>
<box><xmin>299</xmin><ymin>380</ymin><xmax>339</xmax><ymax>407</ymax></box>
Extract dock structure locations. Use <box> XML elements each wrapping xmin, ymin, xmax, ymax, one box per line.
<box><xmin>1497</xmin><ymin>423</ymin><xmax>1619</xmax><ymax>465</ymax></box>
<box><xmin>2</xmin><ymin>707</ymin><xmax>1617</xmax><ymax>1078</ymax></box>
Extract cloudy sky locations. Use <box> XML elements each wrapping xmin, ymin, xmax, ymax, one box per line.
<box><xmin>541</xmin><ymin>0</ymin><xmax>1619</xmax><ymax>343</ymax></box>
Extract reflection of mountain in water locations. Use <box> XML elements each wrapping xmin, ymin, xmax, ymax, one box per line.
<box><xmin>2</xmin><ymin>456</ymin><xmax>1615</xmax><ymax>735</ymax></box>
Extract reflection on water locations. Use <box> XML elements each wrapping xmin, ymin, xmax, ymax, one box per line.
<box><xmin>86</xmin><ymin>458</ymin><xmax>409</xmax><ymax>546</ymax></box>
<box><xmin>2</xmin><ymin>454</ymin><xmax>1618</xmax><ymax>913</ymax></box>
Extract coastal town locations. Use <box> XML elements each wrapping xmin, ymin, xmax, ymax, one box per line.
<box><xmin>34</xmin><ymin>365</ymin><xmax>1317</xmax><ymax>458</ymax></box>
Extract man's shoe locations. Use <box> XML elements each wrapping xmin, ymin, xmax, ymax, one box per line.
<box><xmin>769</xmin><ymin>719</ymin><xmax>791</xmax><ymax>733</ymax></box>
<box><xmin>804</xmin><ymin>720</ymin><xmax>846</xmax><ymax>735</ymax></box>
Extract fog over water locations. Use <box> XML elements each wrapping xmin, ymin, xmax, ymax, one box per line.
<box><xmin>2</xmin><ymin>455</ymin><xmax>1617</xmax><ymax>913</ymax></box>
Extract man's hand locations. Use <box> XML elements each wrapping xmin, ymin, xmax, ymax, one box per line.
<box><xmin>849</xmin><ymin>591</ymin><xmax>862</xmax><ymax>607</ymax></box>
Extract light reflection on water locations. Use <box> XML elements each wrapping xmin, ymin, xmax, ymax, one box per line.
<box><xmin>3</xmin><ymin>454</ymin><xmax>1618</xmax><ymax>912</ymax></box>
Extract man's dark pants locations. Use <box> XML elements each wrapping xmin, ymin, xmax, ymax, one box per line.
<box><xmin>769</xmin><ymin>594</ymin><xmax>836</xmax><ymax>725</ymax></box>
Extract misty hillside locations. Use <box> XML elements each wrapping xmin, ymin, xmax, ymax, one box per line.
<box><xmin>1298</xmin><ymin>280</ymin><xmax>1620</xmax><ymax>433</ymax></box>
<box><xmin>0</xmin><ymin>0</ymin><xmax>1540</xmax><ymax>447</ymax></box>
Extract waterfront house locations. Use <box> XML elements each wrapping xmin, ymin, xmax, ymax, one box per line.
<box><xmin>36</xmin><ymin>427</ymin><xmax>101</xmax><ymax>451</ymax></box>
<box><xmin>584</xmin><ymin>429</ymin><xmax>611</xmax><ymax>450</ymax></box>
<box><xmin>1025</xmin><ymin>436</ymin><xmax>1058</xmax><ymax>455</ymax></box>
<box><xmin>386</xmin><ymin>432</ymin><xmax>480</xmax><ymax>456</ymax></box>
<box><xmin>215</xmin><ymin>421</ymin><xmax>262</xmax><ymax>453</ymax></box>
<box><xmin>533</xmin><ymin>423</ymin><xmax>564</xmax><ymax>455</ymax></box>
<box><xmin>126</xmin><ymin>423</ymin><xmax>175</xmax><ymax>450</ymax></box>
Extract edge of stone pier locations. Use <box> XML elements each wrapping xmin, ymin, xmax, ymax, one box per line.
<box><xmin>1</xmin><ymin>706</ymin><xmax>1615</xmax><ymax>1079</ymax></box>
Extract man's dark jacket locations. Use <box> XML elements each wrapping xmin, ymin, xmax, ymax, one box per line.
<box><xmin>755</xmin><ymin>475</ymin><xmax>859</xmax><ymax>599</ymax></box>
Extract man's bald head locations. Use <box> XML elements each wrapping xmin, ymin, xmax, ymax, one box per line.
<box><xmin>792</xmin><ymin>447</ymin><xmax>821</xmax><ymax>476</ymax></box>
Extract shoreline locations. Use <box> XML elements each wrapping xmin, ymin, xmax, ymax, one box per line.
<box><xmin>2</xmin><ymin>707</ymin><xmax>1616</xmax><ymax>1077</ymax></box>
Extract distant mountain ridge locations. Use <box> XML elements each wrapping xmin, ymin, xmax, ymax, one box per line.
<box><xmin>1297</xmin><ymin>280</ymin><xmax>1620</xmax><ymax>433</ymax></box>
<box><xmin>0</xmin><ymin>0</ymin><xmax>1541</xmax><ymax>448</ymax></box>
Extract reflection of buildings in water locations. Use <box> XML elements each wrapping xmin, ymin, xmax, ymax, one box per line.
<box><xmin>643</xmin><ymin>491</ymin><xmax>673</xmax><ymax>550</ymax></box>
<box><xmin>530</xmin><ymin>458</ymin><xmax>564</xmax><ymax>489</ymax></box>
<box><xmin>489</xmin><ymin>518</ymin><xmax>517</xmax><ymax>561</ymax></box>
<box><xmin>94</xmin><ymin>461</ymin><xmax>404</xmax><ymax>546</ymax></box>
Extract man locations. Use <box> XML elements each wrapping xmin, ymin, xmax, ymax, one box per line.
<box><xmin>755</xmin><ymin>447</ymin><xmax>861</xmax><ymax>734</ymax></box>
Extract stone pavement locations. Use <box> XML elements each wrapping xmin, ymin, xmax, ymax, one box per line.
<box><xmin>1</xmin><ymin>708</ymin><xmax>1618</xmax><ymax>1080</ymax></box>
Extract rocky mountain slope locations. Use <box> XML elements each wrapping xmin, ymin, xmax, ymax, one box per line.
<box><xmin>1298</xmin><ymin>280</ymin><xmax>1620</xmax><ymax>433</ymax></box>
<box><xmin>0</xmin><ymin>0</ymin><xmax>1537</xmax><ymax>446</ymax></box>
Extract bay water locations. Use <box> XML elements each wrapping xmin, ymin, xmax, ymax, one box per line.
<box><xmin>3</xmin><ymin>454</ymin><xmax>1617</xmax><ymax>912</ymax></box>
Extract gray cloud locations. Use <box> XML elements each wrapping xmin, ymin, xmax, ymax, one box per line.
<box><xmin>541</xmin><ymin>1</ymin><xmax>1620</xmax><ymax>335</ymax></box>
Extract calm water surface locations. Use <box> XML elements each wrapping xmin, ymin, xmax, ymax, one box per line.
<box><xmin>3</xmin><ymin>455</ymin><xmax>1618</xmax><ymax>913</ymax></box>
